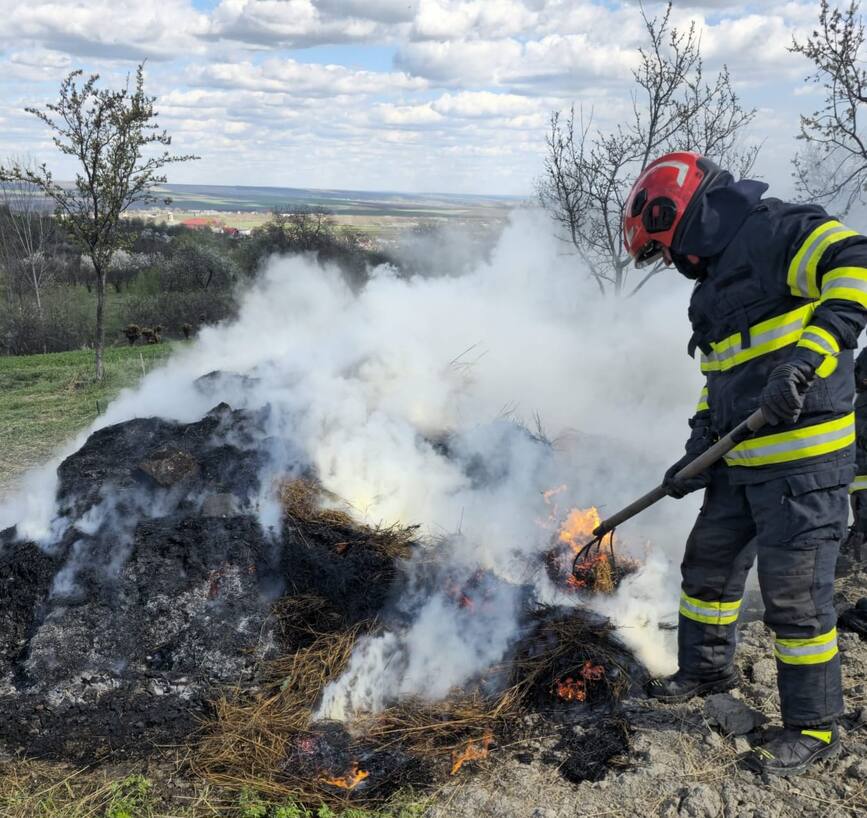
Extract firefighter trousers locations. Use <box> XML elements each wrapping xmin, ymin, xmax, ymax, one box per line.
<box><xmin>678</xmin><ymin>464</ymin><xmax>847</xmax><ymax>727</ymax></box>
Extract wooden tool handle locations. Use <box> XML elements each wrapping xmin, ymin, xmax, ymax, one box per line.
<box><xmin>593</xmin><ymin>408</ymin><xmax>766</xmax><ymax>537</ymax></box>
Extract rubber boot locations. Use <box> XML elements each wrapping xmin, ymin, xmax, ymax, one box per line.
<box><xmin>838</xmin><ymin>597</ymin><xmax>867</xmax><ymax>638</ymax></box>
<box><xmin>645</xmin><ymin>667</ymin><xmax>738</xmax><ymax>704</ymax></box>
<box><xmin>744</xmin><ymin>725</ymin><xmax>840</xmax><ymax>777</ymax></box>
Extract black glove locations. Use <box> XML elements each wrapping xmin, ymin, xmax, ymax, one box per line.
<box><xmin>759</xmin><ymin>356</ymin><xmax>816</xmax><ymax>426</ymax></box>
<box><xmin>663</xmin><ymin>417</ymin><xmax>716</xmax><ymax>499</ymax></box>
<box><xmin>663</xmin><ymin>452</ymin><xmax>712</xmax><ymax>499</ymax></box>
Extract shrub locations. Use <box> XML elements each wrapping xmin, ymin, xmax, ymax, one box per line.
<box><xmin>123</xmin><ymin>324</ymin><xmax>141</xmax><ymax>345</ymax></box>
<box><xmin>122</xmin><ymin>291</ymin><xmax>236</xmax><ymax>338</ymax></box>
<box><xmin>0</xmin><ymin>289</ymin><xmax>93</xmax><ymax>355</ymax></box>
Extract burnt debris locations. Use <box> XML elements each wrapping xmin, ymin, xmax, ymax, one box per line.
<box><xmin>0</xmin><ymin>398</ymin><xmax>641</xmax><ymax>807</ymax></box>
<box><xmin>0</xmin><ymin>402</ymin><xmax>405</xmax><ymax>762</ymax></box>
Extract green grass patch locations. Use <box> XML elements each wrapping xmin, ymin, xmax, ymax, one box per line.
<box><xmin>0</xmin><ymin>764</ymin><xmax>430</xmax><ymax>818</ymax></box>
<box><xmin>0</xmin><ymin>344</ymin><xmax>175</xmax><ymax>492</ymax></box>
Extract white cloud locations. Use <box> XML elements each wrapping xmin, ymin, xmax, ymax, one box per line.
<box><xmin>411</xmin><ymin>0</ymin><xmax>537</xmax><ymax>40</ymax></box>
<box><xmin>375</xmin><ymin>103</ymin><xmax>444</xmax><ymax>126</ymax></box>
<box><xmin>396</xmin><ymin>34</ymin><xmax>638</xmax><ymax>93</ymax></box>
<box><xmin>207</xmin><ymin>0</ymin><xmax>403</xmax><ymax>47</ymax></box>
<box><xmin>432</xmin><ymin>91</ymin><xmax>544</xmax><ymax>118</ymax></box>
<box><xmin>0</xmin><ymin>0</ymin><xmax>834</xmax><ymax>195</ymax></box>
<box><xmin>697</xmin><ymin>12</ymin><xmax>804</xmax><ymax>75</ymax></box>
<box><xmin>0</xmin><ymin>0</ymin><xmax>208</xmax><ymax>60</ymax></box>
<box><xmin>188</xmin><ymin>58</ymin><xmax>427</xmax><ymax>96</ymax></box>
<box><xmin>315</xmin><ymin>0</ymin><xmax>420</xmax><ymax>25</ymax></box>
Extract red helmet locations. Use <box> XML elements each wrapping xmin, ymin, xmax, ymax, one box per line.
<box><xmin>623</xmin><ymin>152</ymin><xmax>720</xmax><ymax>267</ymax></box>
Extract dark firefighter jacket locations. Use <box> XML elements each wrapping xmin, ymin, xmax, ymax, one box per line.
<box><xmin>682</xmin><ymin>196</ymin><xmax>867</xmax><ymax>484</ymax></box>
<box><xmin>853</xmin><ymin>390</ymin><xmax>867</xmax><ymax>495</ymax></box>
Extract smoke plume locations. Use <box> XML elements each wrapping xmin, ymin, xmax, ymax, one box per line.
<box><xmin>0</xmin><ymin>209</ymin><xmax>703</xmax><ymax>714</ymax></box>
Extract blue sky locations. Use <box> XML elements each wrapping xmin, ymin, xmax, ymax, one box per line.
<box><xmin>0</xmin><ymin>1</ymin><xmax>833</xmax><ymax>195</ymax></box>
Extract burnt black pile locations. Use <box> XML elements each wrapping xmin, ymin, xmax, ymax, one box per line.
<box><xmin>0</xmin><ymin>387</ymin><xmax>646</xmax><ymax>804</ymax></box>
<box><xmin>0</xmin><ymin>399</ymin><xmax>401</xmax><ymax>762</ymax></box>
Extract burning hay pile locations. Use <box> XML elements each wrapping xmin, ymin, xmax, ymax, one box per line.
<box><xmin>194</xmin><ymin>600</ymin><xmax>637</xmax><ymax>807</ymax></box>
<box><xmin>192</xmin><ymin>482</ymin><xmax>642</xmax><ymax>809</ymax></box>
<box><xmin>0</xmin><ymin>399</ymin><xmax>645</xmax><ymax>806</ymax></box>
<box><xmin>540</xmin><ymin>490</ymin><xmax>638</xmax><ymax>593</ymax></box>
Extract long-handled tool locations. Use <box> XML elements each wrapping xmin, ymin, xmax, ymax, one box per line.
<box><xmin>572</xmin><ymin>408</ymin><xmax>767</xmax><ymax>574</ymax></box>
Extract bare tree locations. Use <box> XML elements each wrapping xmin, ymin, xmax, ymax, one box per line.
<box><xmin>0</xmin><ymin>167</ymin><xmax>56</xmax><ymax>316</ymax></box>
<box><xmin>0</xmin><ymin>65</ymin><xmax>197</xmax><ymax>378</ymax></box>
<box><xmin>791</xmin><ymin>1</ymin><xmax>867</xmax><ymax>210</ymax></box>
<box><xmin>539</xmin><ymin>4</ymin><xmax>757</xmax><ymax>295</ymax></box>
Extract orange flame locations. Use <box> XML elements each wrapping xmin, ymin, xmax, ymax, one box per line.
<box><xmin>555</xmin><ymin>661</ymin><xmax>606</xmax><ymax>701</ymax></box>
<box><xmin>558</xmin><ymin>507</ymin><xmax>602</xmax><ymax>552</ymax></box>
<box><xmin>450</xmin><ymin>731</ymin><xmax>493</xmax><ymax>775</ymax></box>
<box><xmin>543</xmin><ymin>484</ymin><xmax>568</xmax><ymax>503</ymax></box>
<box><xmin>322</xmin><ymin>763</ymin><xmax>369</xmax><ymax>790</ymax></box>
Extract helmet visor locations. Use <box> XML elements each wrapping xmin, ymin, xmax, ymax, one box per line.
<box><xmin>634</xmin><ymin>240</ymin><xmax>664</xmax><ymax>269</ymax></box>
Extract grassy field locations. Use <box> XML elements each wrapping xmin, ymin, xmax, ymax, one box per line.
<box><xmin>0</xmin><ymin>344</ymin><xmax>175</xmax><ymax>493</ymax></box>
<box><xmin>0</xmin><ymin>763</ymin><xmax>429</xmax><ymax>818</ymax></box>
<box><xmin>133</xmin><ymin>209</ymin><xmax>512</xmax><ymax>240</ymax></box>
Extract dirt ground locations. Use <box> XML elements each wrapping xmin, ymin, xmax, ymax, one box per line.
<box><xmin>425</xmin><ymin>567</ymin><xmax>867</xmax><ymax>818</ymax></box>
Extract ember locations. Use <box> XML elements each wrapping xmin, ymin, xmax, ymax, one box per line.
<box><xmin>321</xmin><ymin>763</ymin><xmax>369</xmax><ymax>790</ymax></box>
<box><xmin>555</xmin><ymin>677</ymin><xmax>587</xmax><ymax>701</ymax></box>
<box><xmin>554</xmin><ymin>660</ymin><xmax>606</xmax><ymax>702</ymax></box>
<box><xmin>581</xmin><ymin>660</ymin><xmax>605</xmax><ymax>681</ymax></box>
<box><xmin>450</xmin><ymin>732</ymin><xmax>493</xmax><ymax>775</ymax></box>
<box><xmin>568</xmin><ymin>552</ymin><xmax>614</xmax><ymax>593</ymax></box>
<box><xmin>443</xmin><ymin>568</ymin><xmax>500</xmax><ymax>612</ymax></box>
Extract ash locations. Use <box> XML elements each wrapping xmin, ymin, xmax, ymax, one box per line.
<box><xmin>0</xmin><ymin>400</ymin><xmax>396</xmax><ymax>761</ymax></box>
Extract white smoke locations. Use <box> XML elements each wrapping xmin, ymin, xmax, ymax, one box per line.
<box><xmin>0</xmin><ymin>208</ymin><xmax>701</xmax><ymax>710</ymax></box>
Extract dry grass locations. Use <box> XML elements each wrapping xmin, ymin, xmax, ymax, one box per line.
<box><xmin>193</xmin><ymin>623</ymin><xmax>366</xmax><ymax>802</ymax></box>
<box><xmin>278</xmin><ymin>479</ymin><xmax>416</xmax><ymax>562</ymax></box>
<box><xmin>0</xmin><ymin>758</ymin><xmax>426</xmax><ymax>818</ymax></box>
<box><xmin>193</xmin><ymin>596</ymin><xmax>634</xmax><ymax>809</ymax></box>
<box><xmin>359</xmin><ymin>607</ymin><xmax>632</xmax><ymax>765</ymax></box>
<box><xmin>0</xmin><ymin>760</ymin><xmax>233</xmax><ymax>818</ymax></box>
<box><xmin>193</xmin><ymin>480</ymin><xmax>635</xmax><ymax>808</ymax></box>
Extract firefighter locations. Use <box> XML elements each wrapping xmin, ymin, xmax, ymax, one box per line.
<box><xmin>843</xmin><ymin>347</ymin><xmax>867</xmax><ymax>561</ymax></box>
<box><xmin>622</xmin><ymin>152</ymin><xmax>867</xmax><ymax>776</ymax></box>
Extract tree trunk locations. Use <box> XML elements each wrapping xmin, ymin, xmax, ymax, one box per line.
<box><xmin>95</xmin><ymin>264</ymin><xmax>106</xmax><ymax>381</ymax></box>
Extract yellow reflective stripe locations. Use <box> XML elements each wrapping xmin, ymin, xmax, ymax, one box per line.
<box><xmin>796</xmin><ymin>325</ymin><xmax>841</xmax><ymax>378</ymax></box>
<box><xmin>776</xmin><ymin>628</ymin><xmax>837</xmax><ymax>648</ymax></box>
<box><xmin>680</xmin><ymin>609</ymin><xmax>740</xmax><ymax>625</ymax></box>
<box><xmin>797</xmin><ymin>338</ymin><xmax>830</xmax><ymax>358</ymax></box>
<box><xmin>681</xmin><ymin>592</ymin><xmax>741</xmax><ymax>611</ymax></box>
<box><xmin>725</xmin><ymin>414</ymin><xmax>854</xmax><ymax>467</ymax></box>
<box><xmin>816</xmin><ymin>356</ymin><xmax>839</xmax><ymax>378</ymax></box>
<box><xmin>850</xmin><ymin>475</ymin><xmax>867</xmax><ymax>493</ymax></box>
<box><xmin>700</xmin><ymin>305</ymin><xmax>815</xmax><ymax>374</ymax></box>
<box><xmin>788</xmin><ymin>220</ymin><xmax>858</xmax><ymax>298</ymax></box>
<box><xmin>696</xmin><ymin>386</ymin><xmax>709</xmax><ymax>413</ymax></box>
<box><xmin>801</xmin><ymin>729</ymin><xmax>833</xmax><ymax>744</ymax></box>
<box><xmin>799</xmin><ymin>324</ymin><xmax>840</xmax><ymax>354</ymax></box>
<box><xmin>679</xmin><ymin>591</ymin><xmax>741</xmax><ymax>626</ymax></box>
<box><xmin>774</xmin><ymin>627</ymin><xmax>838</xmax><ymax>665</ymax></box>
<box><xmin>819</xmin><ymin>266</ymin><xmax>867</xmax><ymax>309</ymax></box>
